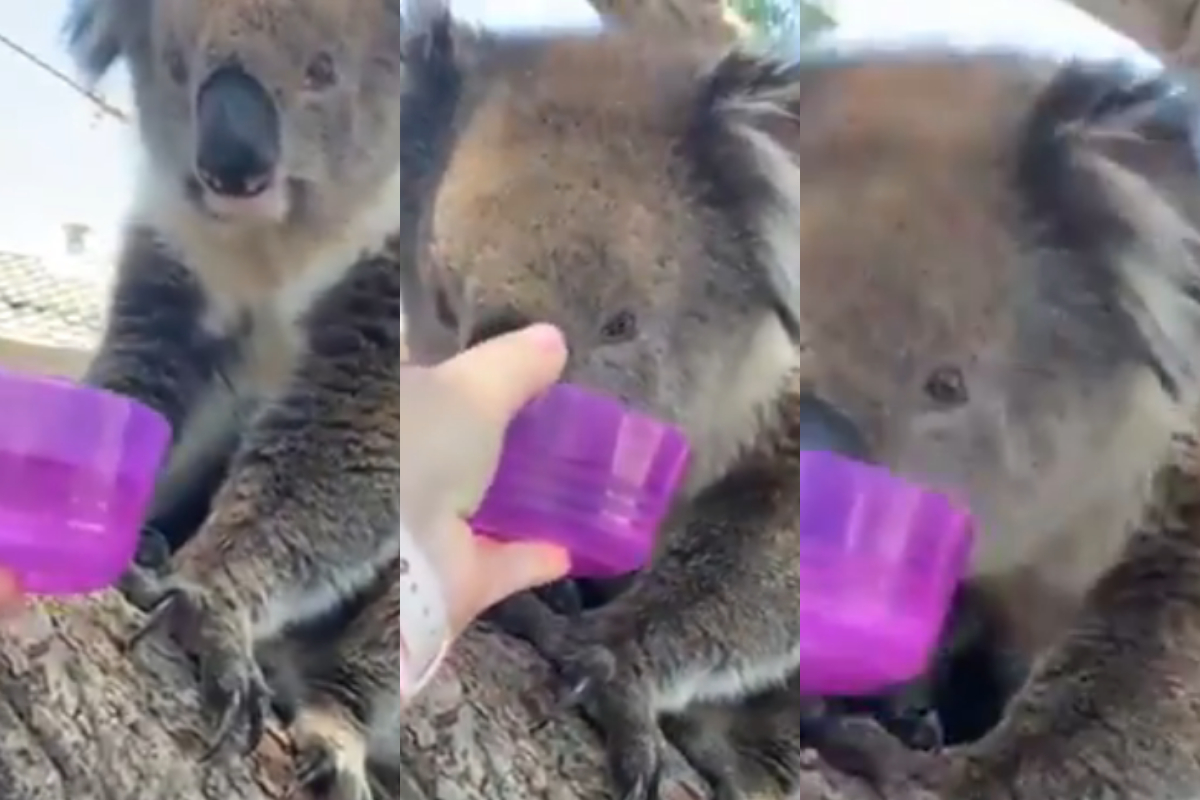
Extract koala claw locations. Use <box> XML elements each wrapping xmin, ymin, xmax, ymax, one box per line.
<box><xmin>125</xmin><ymin>581</ymin><xmax>269</xmax><ymax>760</ymax></box>
<box><xmin>559</xmin><ymin>676</ymin><xmax>594</xmax><ymax>709</ymax></box>
<box><xmin>292</xmin><ymin>743</ymin><xmax>373</xmax><ymax>800</ymax></box>
<box><xmin>124</xmin><ymin>585</ymin><xmax>188</xmax><ymax>651</ymax></box>
<box><xmin>803</xmin><ymin>715</ymin><xmax>924</xmax><ymax>789</ymax></box>
<box><xmin>552</xmin><ymin>641</ymin><xmax>619</xmax><ymax>712</ymax></box>
<box><xmin>612</xmin><ymin>742</ymin><xmax>664</xmax><ymax>800</ymax></box>
<box><xmin>134</xmin><ymin>526</ymin><xmax>174</xmax><ymax>571</ymax></box>
<box><xmin>899</xmin><ymin>709</ymin><xmax>945</xmax><ymax>753</ymax></box>
<box><xmin>117</xmin><ymin>564</ymin><xmax>170</xmax><ymax>614</ymax></box>
<box><xmin>201</xmin><ymin>663</ymin><xmax>271</xmax><ymax>762</ymax></box>
<box><xmin>287</xmin><ymin>706</ymin><xmax>373</xmax><ymax>800</ymax></box>
<box><xmin>569</xmin><ymin>674</ymin><xmax>665</xmax><ymax>800</ymax></box>
<box><xmin>116</xmin><ymin>528</ymin><xmax>176</xmax><ymax>610</ymax></box>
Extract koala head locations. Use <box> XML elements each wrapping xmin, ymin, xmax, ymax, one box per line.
<box><xmin>400</xmin><ymin>23</ymin><xmax>808</xmax><ymax>487</ymax></box>
<box><xmin>64</xmin><ymin>0</ymin><xmax>405</xmax><ymax>230</ymax></box>
<box><xmin>400</xmin><ymin>17</ymin><xmax>1200</xmax><ymax>559</ymax></box>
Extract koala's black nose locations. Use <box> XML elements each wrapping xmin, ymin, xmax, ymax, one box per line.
<box><xmin>465</xmin><ymin>310</ymin><xmax>535</xmax><ymax>348</ymax></box>
<box><xmin>194</xmin><ymin>65</ymin><xmax>280</xmax><ymax>198</ymax></box>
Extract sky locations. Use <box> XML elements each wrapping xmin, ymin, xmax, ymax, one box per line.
<box><xmin>0</xmin><ymin>0</ymin><xmax>1162</xmax><ymax>261</ymax></box>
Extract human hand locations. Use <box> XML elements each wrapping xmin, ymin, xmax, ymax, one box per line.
<box><xmin>399</xmin><ymin>323</ymin><xmax>572</xmax><ymax>638</ymax></box>
<box><xmin>0</xmin><ymin>569</ymin><xmax>23</xmax><ymax>618</ymax></box>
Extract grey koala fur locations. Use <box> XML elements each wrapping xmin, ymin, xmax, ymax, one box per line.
<box><xmin>65</xmin><ymin>0</ymin><xmax>408</xmax><ymax>538</ymax></box>
<box><xmin>388</xmin><ymin>12</ymin><xmax>1200</xmax><ymax>800</ymax></box>
<box><xmin>928</xmin><ymin>439</ymin><xmax>1200</xmax><ymax>799</ymax></box>
<box><xmin>62</xmin><ymin>0</ymin><xmax>424</xmax><ymax>787</ymax></box>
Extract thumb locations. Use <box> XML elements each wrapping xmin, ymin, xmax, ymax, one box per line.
<box><xmin>435</xmin><ymin>324</ymin><xmax>568</xmax><ymax>424</ymax></box>
<box><xmin>474</xmin><ymin>538</ymin><xmax>571</xmax><ymax>607</ymax></box>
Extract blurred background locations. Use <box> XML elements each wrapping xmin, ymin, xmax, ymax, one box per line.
<box><xmin>0</xmin><ymin>0</ymin><xmax>1171</xmax><ymax>266</ymax></box>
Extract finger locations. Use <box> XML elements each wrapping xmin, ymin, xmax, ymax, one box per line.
<box><xmin>435</xmin><ymin>323</ymin><xmax>568</xmax><ymax>424</ymax></box>
<box><xmin>473</xmin><ymin>538</ymin><xmax>571</xmax><ymax>608</ymax></box>
<box><xmin>0</xmin><ymin>570</ymin><xmax>23</xmax><ymax>618</ymax></box>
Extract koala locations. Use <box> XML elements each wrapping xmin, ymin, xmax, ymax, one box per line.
<box><xmin>388</xmin><ymin>14</ymin><xmax>1200</xmax><ymax>800</ymax></box>
<box><xmin>64</xmin><ymin>0</ymin><xmax>408</xmax><ymax>550</ymax></box>
<box><xmin>63</xmin><ymin>0</ymin><xmax>415</xmax><ymax>774</ymax></box>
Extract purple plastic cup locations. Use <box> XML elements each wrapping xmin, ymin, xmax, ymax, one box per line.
<box><xmin>0</xmin><ymin>368</ymin><xmax>171</xmax><ymax>595</ymax></box>
<box><xmin>469</xmin><ymin>383</ymin><xmax>690</xmax><ymax>578</ymax></box>
<box><xmin>796</xmin><ymin>450</ymin><xmax>974</xmax><ymax>697</ymax></box>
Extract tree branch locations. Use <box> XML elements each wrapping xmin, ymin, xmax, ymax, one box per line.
<box><xmin>0</xmin><ymin>592</ymin><xmax>290</xmax><ymax>800</ymax></box>
<box><xmin>0</xmin><ymin>589</ymin><xmax>889</xmax><ymax>800</ymax></box>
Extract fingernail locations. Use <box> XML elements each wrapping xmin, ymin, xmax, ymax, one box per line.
<box><xmin>527</xmin><ymin>323</ymin><xmax>565</xmax><ymax>353</ymax></box>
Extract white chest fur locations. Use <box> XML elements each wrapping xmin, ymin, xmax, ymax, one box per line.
<box><xmin>132</xmin><ymin>165</ymin><xmax>402</xmax><ymax>394</ymax></box>
<box><xmin>129</xmin><ymin>165</ymin><xmax>401</xmax><ymax>514</ymax></box>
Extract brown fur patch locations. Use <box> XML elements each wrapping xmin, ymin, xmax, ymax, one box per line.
<box><xmin>431</xmin><ymin>36</ymin><xmax>724</xmax><ymax>337</ymax></box>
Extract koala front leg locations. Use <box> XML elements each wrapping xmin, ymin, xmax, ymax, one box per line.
<box><xmin>288</xmin><ymin>703</ymin><xmax>376</xmax><ymax>800</ymax></box>
<box><xmin>260</xmin><ymin>560</ymin><xmax>412</xmax><ymax>800</ymax></box>
<box><xmin>125</xmin><ymin>254</ymin><xmax>407</xmax><ymax>761</ymax></box>
<box><xmin>295</xmin><ymin>571</ymin><xmax>407</xmax><ymax>800</ymax></box>
<box><xmin>85</xmin><ymin>227</ymin><xmax>231</xmax><ymax>597</ymax></box>
<box><xmin>938</xmin><ymin>462</ymin><xmax>1200</xmax><ymax>798</ymax></box>
<box><xmin>662</xmin><ymin>674</ymin><xmax>940</xmax><ymax>799</ymax></box>
<box><xmin>531</xmin><ymin>477</ymin><xmax>813</xmax><ymax>800</ymax></box>
<box><xmin>485</xmin><ymin>576</ymin><xmax>631</xmax><ymax>658</ymax></box>
<box><xmin>86</xmin><ymin>227</ymin><xmax>224</xmax><ymax>434</ymax></box>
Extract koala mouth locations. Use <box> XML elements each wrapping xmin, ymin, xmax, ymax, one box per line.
<box><xmin>186</xmin><ymin>174</ymin><xmax>296</xmax><ymax>225</ymax></box>
<box><xmin>795</xmin><ymin>394</ymin><xmax>871</xmax><ymax>460</ymax></box>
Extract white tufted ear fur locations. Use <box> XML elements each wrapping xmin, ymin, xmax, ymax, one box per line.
<box><xmin>400</xmin><ymin>0</ymin><xmax>496</xmax><ymax>73</ymax></box>
<box><xmin>62</xmin><ymin>0</ymin><xmax>152</xmax><ymax>83</ymax></box>
<box><xmin>703</xmin><ymin>51</ymin><xmax>813</xmax><ymax>337</ymax></box>
<box><xmin>1044</xmin><ymin>64</ymin><xmax>1200</xmax><ymax>403</ymax></box>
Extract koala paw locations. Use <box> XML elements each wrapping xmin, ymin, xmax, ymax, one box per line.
<box><xmin>134</xmin><ymin>525</ymin><xmax>174</xmax><ymax>571</ymax></box>
<box><xmin>116</xmin><ymin>563</ymin><xmax>168</xmax><ymax>612</ymax></box>
<box><xmin>288</xmin><ymin>706</ymin><xmax>373</xmax><ymax>800</ymax></box>
<box><xmin>116</xmin><ymin>528</ymin><xmax>177</xmax><ymax>611</ymax></box>
<box><xmin>558</xmin><ymin>651</ymin><xmax>662</xmax><ymax>798</ymax></box>
<box><xmin>534</xmin><ymin>579</ymin><xmax>585</xmax><ymax>617</ymax></box>
<box><xmin>802</xmin><ymin>715</ymin><xmax>926</xmax><ymax>790</ymax></box>
<box><xmin>888</xmin><ymin>708</ymin><xmax>944</xmax><ymax>753</ymax></box>
<box><xmin>526</xmin><ymin>618</ymin><xmax>668</xmax><ymax>798</ymax></box>
<box><xmin>660</xmin><ymin>716</ymin><xmax>745</xmax><ymax>800</ymax></box>
<box><xmin>552</xmin><ymin>638</ymin><xmax>619</xmax><ymax>708</ymax></box>
<box><xmin>600</xmin><ymin>719</ymin><xmax>666</xmax><ymax>800</ymax></box>
<box><xmin>126</xmin><ymin>580</ymin><xmax>270</xmax><ymax>760</ymax></box>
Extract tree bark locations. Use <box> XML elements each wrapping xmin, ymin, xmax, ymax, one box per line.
<box><xmin>7</xmin><ymin>452</ymin><xmax>1200</xmax><ymax>800</ymax></box>
<box><xmin>0</xmin><ymin>591</ymin><xmax>292</xmax><ymax>800</ymax></box>
<box><xmin>0</xmin><ymin>588</ymin><xmax>891</xmax><ymax>800</ymax></box>
<box><xmin>392</xmin><ymin>625</ymin><xmax>895</xmax><ymax>800</ymax></box>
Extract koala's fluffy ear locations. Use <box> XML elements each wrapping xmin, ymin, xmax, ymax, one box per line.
<box><xmin>400</xmin><ymin>0</ymin><xmax>491</xmax><ymax>69</ymax></box>
<box><xmin>62</xmin><ymin>0</ymin><xmax>151</xmax><ymax>83</ymax></box>
<box><xmin>1031</xmin><ymin>63</ymin><xmax>1200</xmax><ymax>399</ymax></box>
<box><xmin>699</xmin><ymin>51</ymin><xmax>816</xmax><ymax>338</ymax></box>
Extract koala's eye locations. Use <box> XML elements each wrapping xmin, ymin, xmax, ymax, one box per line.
<box><xmin>600</xmin><ymin>310</ymin><xmax>638</xmax><ymax>343</ymax></box>
<box><xmin>304</xmin><ymin>53</ymin><xmax>337</xmax><ymax>90</ymax></box>
<box><xmin>924</xmin><ymin>365</ymin><xmax>969</xmax><ymax>407</ymax></box>
<box><xmin>164</xmin><ymin>47</ymin><xmax>188</xmax><ymax>84</ymax></box>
